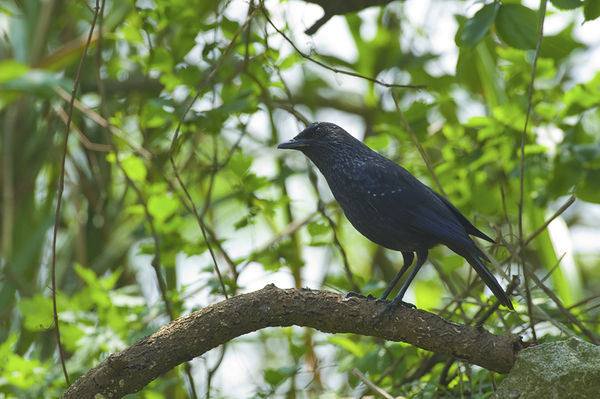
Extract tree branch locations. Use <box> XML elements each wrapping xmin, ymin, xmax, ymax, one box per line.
<box><xmin>302</xmin><ymin>0</ymin><xmax>396</xmax><ymax>35</ymax></box>
<box><xmin>62</xmin><ymin>285</ymin><xmax>522</xmax><ymax>398</ymax></box>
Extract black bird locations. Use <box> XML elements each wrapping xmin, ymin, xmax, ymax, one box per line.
<box><xmin>278</xmin><ymin>122</ymin><xmax>513</xmax><ymax>311</ymax></box>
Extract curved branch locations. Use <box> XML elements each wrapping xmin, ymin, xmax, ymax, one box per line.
<box><xmin>62</xmin><ymin>285</ymin><xmax>522</xmax><ymax>398</ymax></box>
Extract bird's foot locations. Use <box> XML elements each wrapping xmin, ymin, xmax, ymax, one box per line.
<box><xmin>345</xmin><ymin>291</ymin><xmax>376</xmax><ymax>300</ymax></box>
<box><xmin>375</xmin><ymin>296</ymin><xmax>390</xmax><ymax>304</ymax></box>
<box><xmin>375</xmin><ymin>298</ymin><xmax>416</xmax><ymax>324</ymax></box>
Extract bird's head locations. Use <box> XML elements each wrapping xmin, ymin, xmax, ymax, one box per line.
<box><xmin>277</xmin><ymin>122</ymin><xmax>357</xmax><ymax>154</ymax></box>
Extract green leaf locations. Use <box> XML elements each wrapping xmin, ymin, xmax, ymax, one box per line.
<box><xmin>495</xmin><ymin>4</ymin><xmax>539</xmax><ymax>49</ymax></box>
<box><xmin>550</xmin><ymin>0</ymin><xmax>583</xmax><ymax>10</ymax></box>
<box><xmin>148</xmin><ymin>194</ymin><xmax>179</xmax><ymax>222</ymax></box>
<box><xmin>584</xmin><ymin>0</ymin><xmax>600</xmax><ymax>20</ymax></box>
<box><xmin>365</xmin><ymin>133</ymin><xmax>390</xmax><ymax>151</ymax></box>
<box><xmin>540</xmin><ymin>25</ymin><xmax>585</xmax><ymax>60</ymax></box>
<box><xmin>121</xmin><ymin>155</ymin><xmax>147</xmax><ymax>182</ymax></box>
<box><xmin>307</xmin><ymin>221</ymin><xmax>328</xmax><ymax>237</ymax></box>
<box><xmin>534</xmin><ymin>103</ymin><xmax>556</xmax><ymax>120</ymax></box>
<box><xmin>74</xmin><ymin>263</ymin><xmax>99</xmax><ymax>287</ymax></box>
<box><xmin>328</xmin><ymin>336</ymin><xmax>369</xmax><ymax>358</ymax></box>
<box><xmin>572</xmin><ymin>143</ymin><xmax>600</xmax><ymax>165</ymax></box>
<box><xmin>577</xmin><ymin>169</ymin><xmax>600</xmax><ymax>203</ymax></box>
<box><xmin>457</xmin><ymin>3</ymin><xmax>500</xmax><ymax>46</ymax></box>
<box><xmin>0</xmin><ymin>335</ymin><xmax>48</xmax><ymax>390</ymax></box>
<box><xmin>18</xmin><ymin>295</ymin><xmax>53</xmax><ymax>331</ymax></box>
<box><xmin>564</xmin><ymin>84</ymin><xmax>600</xmax><ymax>114</ymax></box>
<box><xmin>220</xmin><ymin>17</ymin><xmax>240</xmax><ymax>39</ymax></box>
<box><xmin>219</xmin><ymin>89</ymin><xmax>258</xmax><ymax>114</ymax></box>
<box><xmin>229</xmin><ymin>151</ymin><xmax>253</xmax><ymax>176</ymax></box>
<box><xmin>279</xmin><ymin>53</ymin><xmax>299</xmax><ymax>70</ymax></box>
<box><xmin>264</xmin><ymin>366</ymin><xmax>298</xmax><ymax>387</ymax></box>
<box><xmin>307</xmin><ymin>221</ymin><xmax>330</xmax><ymax>246</ymax></box>
<box><xmin>0</xmin><ymin>69</ymin><xmax>71</xmax><ymax>96</ymax></box>
<box><xmin>0</xmin><ymin>60</ymin><xmax>29</xmax><ymax>82</ymax></box>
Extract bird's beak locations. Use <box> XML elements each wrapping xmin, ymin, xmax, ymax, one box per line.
<box><xmin>277</xmin><ymin>138</ymin><xmax>309</xmax><ymax>150</ymax></box>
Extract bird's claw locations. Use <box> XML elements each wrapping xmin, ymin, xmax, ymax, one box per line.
<box><xmin>398</xmin><ymin>300</ymin><xmax>416</xmax><ymax>309</ymax></box>
<box><xmin>374</xmin><ymin>299</ymin><xmax>416</xmax><ymax>324</ymax></box>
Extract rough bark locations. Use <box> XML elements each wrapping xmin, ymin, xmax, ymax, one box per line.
<box><xmin>62</xmin><ymin>284</ymin><xmax>523</xmax><ymax>398</ymax></box>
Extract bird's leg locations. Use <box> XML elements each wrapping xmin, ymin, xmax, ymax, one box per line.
<box><xmin>377</xmin><ymin>252</ymin><xmax>414</xmax><ymax>303</ymax></box>
<box><xmin>376</xmin><ymin>250</ymin><xmax>429</xmax><ymax>322</ymax></box>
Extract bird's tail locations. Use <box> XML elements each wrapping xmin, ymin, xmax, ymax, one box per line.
<box><xmin>463</xmin><ymin>250</ymin><xmax>514</xmax><ymax>310</ymax></box>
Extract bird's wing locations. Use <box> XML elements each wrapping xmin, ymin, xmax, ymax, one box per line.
<box><xmin>360</xmin><ymin>160</ymin><xmax>481</xmax><ymax>252</ymax></box>
<box><xmin>430</xmin><ymin>189</ymin><xmax>494</xmax><ymax>243</ymax></box>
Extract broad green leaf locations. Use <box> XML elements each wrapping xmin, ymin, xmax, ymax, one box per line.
<box><xmin>264</xmin><ymin>366</ymin><xmax>298</xmax><ymax>387</ymax></box>
<box><xmin>279</xmin><ymin>53</ymin><xmax>299</xmax><ymax>70</ymax></box>
<box><xmin>74</xmin><ymin>263</ymin><xmax>99</xmax><ymax>287</ymax></box>
<box><xmin>219</xmin><ymin>89</ymin><xmax>258</xmax><ymax>114</ymax></box>
<box><xmin>220</xmin><ymin>17</ymin><xmax>240</xmax><ymax>39</ymax></box>
<box><xmin>584</xmin><ymin>0</ymin><xmax>600</xmax><ymax>20</ymax></box>
<box><xmin>457</xmin><ymin>3</ymin><xmax>500</xmax><ymax>46</ymax></box>
<box><xmin>475</xmin><ymin>39</ymin><xmax>508</xmax><ymax>107</ymax></box>
<box><xmin>120</xmin><ymin>20</ymin><xmax>144</xmax><ymax>43</ymax></box>
<box><xmin>121</xmin><ymin>155</ymin><xmax>147</xmax><ymax>182</ymax></box>
<box><xmin>0</xmin><ymin>60</ymin><xmax>28</xmax><ymax>82</ymax></box>
<box><xmin>328</xmin><ymin>336</ymin><xmax>369</xmax><ymax>358</ymax></box>
<box><xmin>577</xmin><ymin>169</ymin><xmax>600</xmax><ymax>203</ymax></box>
<box><xmin>564</xmin><ymin>84</ymin><xmax>600</xmax><ymax>114</ymax></box>
<box><xmin>365</xmin><ymin>133</ymin><xmax>390</xmax><ymax>151</ymax></box>
<box><xmin>572</xmin><ymin>143</ymin><xmax>600</xmax><ymax>165</ymax></box>
<box><xmin>229</xmin><ymin>151</ymin><xmax>253</xmax><ymax>176</ymax></box>
<box><xmin>307</xmin><ymin>221</ymin><xmax>330</xmax><ymax>246</ymax></box>
<box><xmin>540</xmin><ymin>25</ymin><xmax>585</xmax><ymax>60</ymax></box>
<box><xmin>495</xmin><ymin>4</ymin><xmax>539</xmax><ymax>50</ymax></box>
<box><xmin>0</xmin><ymin>336</ymin><xmax>47</xmax><ymax>390</ymax></box>
<box><xmin>148</xmin><ymin>194</ymin><xmax>179</xmax><ymax>222</ymax></box>
<box><xmin>550</xmin><ymin>0</ymin><xmax>583</xmax><ymax>9</ymax></box>
<box><xmin>307</xmin><ymin>221</ymin><xmax>328</xmax><ymax>237</ymax></box>
<box><xmin>534</xmin><ymin>103</ymin><xmax>556</xmax><ymax>120</ymax></box>
<box><xmin>0</xmin><ymin>69</ymin><xmax>71</xmax><ymax>96</ymax></box>
<box><xmin>18</xmin><ymin>295</ymin><xmax>53</xmax><ymax>331</ymax></box>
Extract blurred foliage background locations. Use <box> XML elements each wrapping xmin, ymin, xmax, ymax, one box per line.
<box><xmin>1</xmin><ymin>0</ymin><xmax>599</xmax><ymax>397</ymax></box>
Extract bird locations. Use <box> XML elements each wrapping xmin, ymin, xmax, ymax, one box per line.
<box><xmin>278</xmin><ymin>122</ymin><xmax>514</xmax><ymax>312</ymax></box>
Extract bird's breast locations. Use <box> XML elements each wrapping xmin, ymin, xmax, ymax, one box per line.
<box><xmin>328</xmin><ymin>183</ymin><xmax>430</xmax><ymax>251</ymax></box>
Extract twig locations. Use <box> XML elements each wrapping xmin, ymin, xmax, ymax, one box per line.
<box><xmin>317</xmin><ymin>199</ymin><xmax>360</xmax><ymax>292</ymax></box>
<box><xmin>260</xmin><ymin>5</ymin><xmax>425</xmax><ymax>90</ymax></box>
<box><xmin>53</xmin><ymin>105</ymin><xmax>112</xmax><ymax>152</ymax></box>
<box><xmin>94</xmin><ymin>0</ymin><xmax>175</xmax><ymax>320</ymax></box>
<box><xmin>352</xmin><ymin>368</ymin><xmax>396</xmax><ymax>399</ymax></box>
<box><xmin>527</xmin><ymin>265</ymin><xmax>599</xmax><ymax>344</ymax></box>
<box><xmin>500</xmin><ymin>184</ymin><xmax>514</xmax><ymax>244</ymax></box>
<box><xmin>517</xmin><ymin>0</ymin><xmax>547</xmax><ymax>343</ymax></box>
<box><xmin>540</xmin><ymin>253</ymin><xmax>566</xmax><ymax>284</ymax></box>
<box><xmin>51</xmin><ymin>0</ymin><xmax>101</xmax><ymax>386</ymax></box>
<box><xmin>305</xmin><ymin>165</ymin><xmax>359</xmax><ymax>291</ymax></box>
<box><xmin>54</xmin><ymin>86</ymin><xmax>151</xmax><ymax>159</ymax></box>
<box><xmin>205</xmin><ymin>344</ymin><xmax>227</xmax><ymax>399</ymax></box>
<box><xmin>168</xmin><ymin>7</ymin><xmax>259</xmax><ymax>300</ymax></box>
<box><xmin>391</xmin><ymin>92</ymin><xmax>447</xmax><ymax>198</ymax></box>
<box><xmin>524</xmin><ymin>194</ymin><xmax>576</xmax><ymax>246</ymax></box>
<box><xmin>94</xmin><ymin>2</ymin><xmax>194</xmax><ymax>390</ymax></box>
